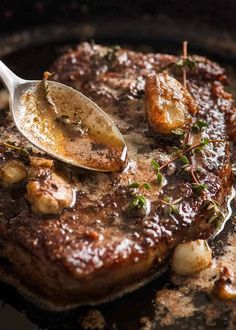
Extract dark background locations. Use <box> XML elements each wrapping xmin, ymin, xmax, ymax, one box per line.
<box><xmin>1</xmin><ymin>0</ymin><xmax>236</xmax><ymax>35</ymax></box>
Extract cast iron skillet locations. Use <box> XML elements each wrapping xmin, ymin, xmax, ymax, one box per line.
<box><xmin>0</xmin><ymin>19</ymin><xmax>236</xmax><ymax>330</ymax></box>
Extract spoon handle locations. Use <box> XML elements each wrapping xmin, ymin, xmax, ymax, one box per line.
<box><xmin>0</xmin><ymin>60</ymin><xmax>22</xmax><ymax>95</ymax></box>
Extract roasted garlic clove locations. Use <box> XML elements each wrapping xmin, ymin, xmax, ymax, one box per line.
<box><xmin>171</xmin><ymin>239</ymin><xmax>212</xmax><ymax>276</ymax></box>
<box><xmin>145</xmin><ymin>73</ymin><xmax>198</xmax><ymax>136</ymax></box>
<box><xmin>0</xmin><ymin>160</ymin><xmax>27</xmax><ymax>186</ymax></box>
<box><xmin>26</xmin><ymin>167</ymin><xmax>75</xmax><ymax>215</ymax></box>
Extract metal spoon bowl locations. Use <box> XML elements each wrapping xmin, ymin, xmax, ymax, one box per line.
<box><xmin>0</xmin><ymin>60</ymin><xmax>127</xmax><ymax>172</ymax></box>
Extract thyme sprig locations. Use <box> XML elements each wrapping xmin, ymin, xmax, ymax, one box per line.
<box><xmin>126</xmin><ymin>194</ymin><xmax>150</xmax><ymax>217</ymax></box>
<box><xmin>146</xmin><ymin>138</ymin><xmax>223</xmax><ymax>198</ymax></box>
<box><xmin>126</xmin><ymin>134</ymin><xmax>224</xmax><ymax>219</ymax></box>
<box><xmin>180</xmin><ymin>155</ymin><xmax>190</xmax><ymax>165</ymax></box>
<box><xmin>175</xmin><ymin>57</ymin><xmax>197</xmax><ymax>71</ymax></box>
<box><xmin>127</xmin><ymin>182</ymin><xmax>152</xmax><ymax>216</ymax></box>
<box><xmin>150</xmin><ymin>138</ymin><xmax>224</xmax><ymax>179</ymax></box>
<box><xmin>192</xmin><ymin>182</ymin><xmax>208</xmax><ymax>193</ymax></box>
<box><xmin>125</xmin><ymin>137</ymin><xmax>223</xmax><ymax>217</ymax></box>
<box><xmin>151</xmin><ymin>159</ymin><xmax>164</xmax><ymax>184</ymax></box>
<box><xmin>128</xmin><ymin>195</ymin><xmax>147</xmax><ymax>209</ymax></box>
<box><xmin>161</xmin><ymin>41</ymin><xmax>198</xmax><ymax>81</ymax></box>
<box><xmin>2</xmin><ymin>142</ymin><xmax>30</xmax><ymax>158</ymax></box>
<box><xmin>192</xmin><ymin>119</ymin><xmax>208</xmax><ymax>132</ymax></box>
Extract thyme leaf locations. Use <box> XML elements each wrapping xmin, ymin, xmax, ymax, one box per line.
<box><xmin>128</xmin><ymin>182</ymin><xmax>140</xmax><ymax>189</ymax></box>
<box><xmin>143</xmin><ymin>182</ymin><xmax>152</xmax><ymax>190</ymax></box>
<box><xmin>157</xmin><ymin>172</ymin><xmax>163</xmax><ymax>184</ymax></box>
<box><xmin>194</xmin><ymin>138</ymin><xmax>209</xmax><ymax>153</ymax></box>
<box><xmin>131</xmin><ymin>195</ymin><xmax>147</xmax><ymax>208</ymax></box>
<box><xmin>151</xmin><ymin>159</ymin><xmax>164</xmax><ymax>184</ymax></box>
<box><xmin>180</xmin><ymin>155</ymin><xmax>190</xmax><ymax>165</ymax></box>
<box><xmin>167</xmin><ymin>204</ymin><xmax>180</xmax><ymax>215</ymax></box>
<box><xmin>206</xmin><ymin>199</ymin><xmax>225</xmax><ymax>229</ymax></box>
<box><xmin>173</xmin><ymin>146</ymin><xmax>181</xmax><ymax>155</ymax></box>
<box><xmin>163</xmin><ymin>196</ymin><xmax>171</xmax><ymax>203</ymax></box>
<box><xmin>192</xmin><ymin>120</ymin><xmax>208</xmax><ymax>132</ymax></box>
<box><xmin>175</xmin><ymin>58</ymin><xmax>197</xmax><ymax>71</ymax></box>
<box><xmin>192</xmin><ymin>182</ymin><xmax>208</xmax><ymax>193</ymax></box>
<box><xmin>128</xmin><ymin>182</ymin><xmax>152</xmax><ymax>190</ymax></box>
<box><xmin>151</xmin><ymin>159</ymin><xmax>160</xmax><ymax>172</ymax></box>
<box><xmin>126</xmin><ymin>194</ymin><xmax>149</xmax><ymax>216</ymax></box>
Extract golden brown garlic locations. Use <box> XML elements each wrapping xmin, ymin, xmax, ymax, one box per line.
<box><xmin>0</xmin><ymin>160</ymin><xmax>27</xmax><ymax>186</ymax></box>
<box><xmin>145</xmin><ymin>72</ymin><xmax>198</xmax><ymax>136</ymax></box>
<box><xmin>26</xmin><ymin>158</ymin><xmax>75</xmax><ymax>215</ymax></box>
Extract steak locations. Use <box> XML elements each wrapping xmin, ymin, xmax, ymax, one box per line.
<box><xmin>0</xmin><ymin>42</ymin><xmax>235</xmax><ymax>310</ymax></box>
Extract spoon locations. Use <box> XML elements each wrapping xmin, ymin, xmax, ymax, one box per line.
<box><xmin>0</xmin><ymin>60</ymin><xmax>127</xmax><ymax>172</ymax></box>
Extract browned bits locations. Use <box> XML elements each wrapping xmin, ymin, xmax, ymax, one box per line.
<box><xmin>211</xmin><ymin>81</ymin><xmax>232</xmax><ymax>100</ymax></box>
<box><xmin>84</xmin><ymin>230</ymin><xmax>100</xmax><ymax>240</ymax></box>
<box><xmin>30</xmin><ymin>156</ymin><xmax>54</xmax><ymax>168</ymax></box>
<box><xmin>214</xmin><ymin>267</ymin><xmax>236</xmax><ymax>300</ymax></box>
<box><xmin>80</xmin><ymin>309</ymin><xmax>105</xmax><ymax>330</ymax></box>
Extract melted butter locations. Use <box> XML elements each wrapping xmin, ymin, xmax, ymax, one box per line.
<box><xmin>19</xmin><ymin>82</ymin><xmax>127</xmax><ymax>172</ymax></box>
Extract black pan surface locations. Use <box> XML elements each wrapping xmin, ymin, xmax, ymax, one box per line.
<box><xmin>0</xmin><ymin>21</ymin><xmax>236</xmax><ymax>330</ymax></box>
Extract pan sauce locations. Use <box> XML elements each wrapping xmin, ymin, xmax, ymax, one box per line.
<box><xmin>19</xmin><ymin>81</ymin><xmax>127</xmax><ymax>172</ymax></box>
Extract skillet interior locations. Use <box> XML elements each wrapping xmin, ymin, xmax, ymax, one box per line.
<box><xmin>0</xmin><ymin>22</ymin><xmax>236</xmax><ymax>330</ymax></box>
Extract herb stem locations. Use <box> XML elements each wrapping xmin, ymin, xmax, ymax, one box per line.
<box><xmin>159</xmin><ymin>152</ymin><xmax>181</xmax><ymax>171</ymax></box>
<box><xmin>149</xmin><ymin>138</ymin><xmax>224</xmax><ymax>182</ymax></box>
<box><xmin>160</xmin><ymin>139</ymin><xmax>224</xmax><ymax>170</ymax></box>
<box><xmin>159</xmin><ymin>197</ymin><xmax>182</xmax><ymax>206</ymax></box>
<box><xmin>190</xmin><ymin>165</ymin><xmax>200</xmax><ymax>184</ymax></box>
<box><xmin>183</xmin><ymin>41</ymin><xmax>188</xmax><ymax>89</ymax></box>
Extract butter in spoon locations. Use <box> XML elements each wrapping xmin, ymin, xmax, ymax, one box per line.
<box><xmin>0</xmin><ymin>61</ymin><xmax>127</xmax><ymax>172</ymax></box>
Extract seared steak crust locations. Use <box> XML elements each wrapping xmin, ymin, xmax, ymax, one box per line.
<box><xmin>0</xmin><ymin>43</ymin><xmax>234</xmax><ymax>310</ymax></box>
